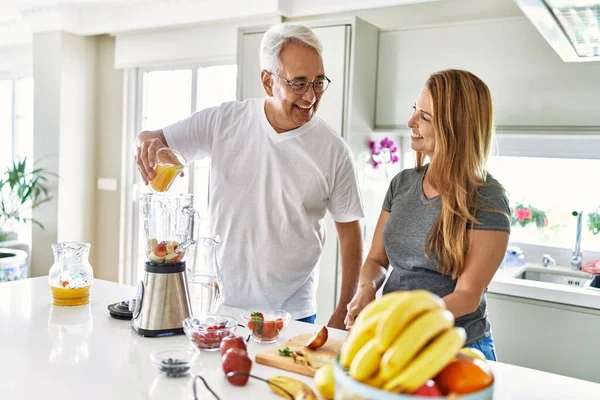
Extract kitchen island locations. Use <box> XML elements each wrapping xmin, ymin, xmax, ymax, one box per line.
<box><xmin>1</xmin><ymin>277</ymin><xmax>599</xmax><ymax>399</ymax></box>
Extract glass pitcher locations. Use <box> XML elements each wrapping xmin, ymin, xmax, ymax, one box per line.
<box><xmin>187</xmin><ymin>236</ymin><xmax>222</xmax><ymax>315</ymax></box>
<box><xmin>48</xmin><ymin>242</ymin><xmax>93</xmax><ymax>306</ymax></box>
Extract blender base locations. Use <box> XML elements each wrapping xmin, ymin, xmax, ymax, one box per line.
<box><xmin>131</xmin><ymin>323</ymin><xmax>184</xmax><ymax>337</ymax></box>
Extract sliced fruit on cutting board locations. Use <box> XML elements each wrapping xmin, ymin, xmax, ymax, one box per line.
<box><xmin>255</xmin><ymin>333</ymin><xmax>344</xmax><ymax>377</ymax></box>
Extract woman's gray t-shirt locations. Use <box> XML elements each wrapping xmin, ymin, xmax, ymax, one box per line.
<box><xmin>382</xmin><ymin>165</ymin><xmax>511</xmax><ymax>344</ymax></box>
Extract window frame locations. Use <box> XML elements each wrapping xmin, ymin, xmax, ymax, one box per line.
<box><xmin>0</xmin><ymin>76</ymin><xmax>34</xmax><ymax>243</ymax></box>
<box><xmin>120</xmin><ymin>59</ymin><xmax>236</xmax><ymax>285</ymax></box>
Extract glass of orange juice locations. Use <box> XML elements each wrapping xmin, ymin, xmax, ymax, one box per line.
<box><xmin>150</xmin><ymin>148</ymin><xmax>187</xmax><ymax>193</ymax></box>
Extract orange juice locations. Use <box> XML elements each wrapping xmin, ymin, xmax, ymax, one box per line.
<box><xmin>150</xmin><ymin>163</ymin><xmax>183</xmax><ymax>192</ymax></box>
<box><xmin>50</xmin><ymin>285</ymin><xmax>91</xmax><ymax>306</ymax></box>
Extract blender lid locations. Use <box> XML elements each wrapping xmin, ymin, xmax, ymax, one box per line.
<box><xmin>108</xmin><ymin>300</ymin><xmax>134</xmax><ymax>320</ymax></box>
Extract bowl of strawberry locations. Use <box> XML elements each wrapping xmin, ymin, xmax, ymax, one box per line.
<box><xmin>241</xmin><ymin>309</ymin><xmax>291</xmax><ymax>344</ymax></box>
<box><xmin>183</xmin><ymin>314</ymin><xmax>238</xmax><ymax>352</ymax></box>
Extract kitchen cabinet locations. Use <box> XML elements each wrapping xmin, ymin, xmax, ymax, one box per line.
<box><xmin>375</xmin><ymin>19</ymin><xmax>600</xmax><ymax>128</ymax></box>
<box><xmin>237</xmin><ymin>18</ymin><xmax>378</xmax><ymax>324</ymax></box>
<box><xmin>487</xmin><ymin>292</ymin><xmax>600</xmax><ymax>383</ymax></box>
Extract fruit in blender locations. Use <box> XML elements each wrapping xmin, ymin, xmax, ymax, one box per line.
<box><xmin>155</xmin><ymin>242</ymin><xmax>168</xmax><ymax>257</ymax></box>
<box><xmin>146</xmin><ymin>240</ymin><xmax>181</xmax><ymax>264</ymax></box>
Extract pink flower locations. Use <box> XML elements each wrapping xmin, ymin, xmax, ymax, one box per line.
<box><xmin>515</xmin><ymin>208</ymin><xmax>532</xmax><ymax>222</ymax></box>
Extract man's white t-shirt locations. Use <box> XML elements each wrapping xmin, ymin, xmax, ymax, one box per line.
<box><xmin>163</xmin><ymin>98</ymin><xmax>364</xmax><ymax>319</ymax></box>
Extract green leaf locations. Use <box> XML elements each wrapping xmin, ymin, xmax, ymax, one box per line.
<box><xmin>0</xmin><ymin>157</ymin><xmax>54</xmax><ymax>233</ymax></box>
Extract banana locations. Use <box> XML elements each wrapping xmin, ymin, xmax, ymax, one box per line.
<box><xmin>379</xmin><ymin>308</ymin><xmax>454</xmax><ymax>380</ymax></box>
<box><xmin>353</xmin><ymin>291</ymin><xmax>408</xmax><ymax>327</ymax></box>
<box><xmin>376</xmin><ymin>290</ymin><xmax>445</xmax><ymax>351</ymax></box>
<box><xmin>382</xmin><ymin>327</ymin><xmax>467</xmax><ymax>393</ymax></box>
<box><xmin>349</xmin><ymin>337</ymin><xmax>384</xmax><ymax>382</ymax></box>
<box><xmin>339</xmin><ymin>315</ymin><xmax>379</xmax><ymax>368</ymax></box>
<box><xmin>267</xmin><ymin>375</ymin><xmax>318</xmax><ymax>400</ymax></box>
<box><xmin>363</xmin><ymin>371</ymin><xmax>386</xmax><ymax>389</ymax></box>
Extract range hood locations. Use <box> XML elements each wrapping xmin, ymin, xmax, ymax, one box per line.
<box><xmin>515</xmin><ymin>0</ymin><xmax>600</xmax><ymax>62</ymax></box>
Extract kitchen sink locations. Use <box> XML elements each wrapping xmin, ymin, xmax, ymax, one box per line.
<box><xmin>513</xmin><ymin>266</ymin><xmax>592</xmax><ymax>288</ymax></box>
<box><xmin>584</xmin><ymin>275</ymin><xmax>600</xmax><ymax>291</ymax></box>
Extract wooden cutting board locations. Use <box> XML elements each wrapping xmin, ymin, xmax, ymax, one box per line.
<box><xmin>255</xmin><ymin>333</ymin><xmax>344</xmax><ymax>377</ymax></box>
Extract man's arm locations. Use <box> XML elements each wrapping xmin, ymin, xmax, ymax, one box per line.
<box><xmin>327</xmin><ymin>220</ymin><xmax>363</xmax><ymax>330</ymax></box>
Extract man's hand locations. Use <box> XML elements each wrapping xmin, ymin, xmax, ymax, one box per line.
<box><xmin>327</xmin><ymin>307</ymin><xmax>348</xmax><ymax>330</ymax></box>
<box><xmin>581</xmin><ymin>259</ymin><xmax>600</xmax><ymax>275</ymax></box>
<box><xmin>135</xmin><ymin>130</ymin><xmax>168</xmax><ymax>184</ymax></box>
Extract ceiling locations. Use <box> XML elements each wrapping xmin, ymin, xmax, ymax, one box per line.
<box><xmin>0</xmin><ymin>0</ymin><xmax>526</xmax><ymax>48</ymax></box>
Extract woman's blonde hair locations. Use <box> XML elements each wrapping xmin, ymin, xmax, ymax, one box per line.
<box><xmin>417</xmin><ymin>69</ymin><xmax>497</xmax><ymax>279</ymax></box>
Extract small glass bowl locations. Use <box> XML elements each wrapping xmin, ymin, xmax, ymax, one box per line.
<box><xmin>241</xmin><ymin>309</ymin><xmax>292</xmax><ymax>344</ymax></box>
<box><xmin>150</xmin><ymin>347</ymin><xmax>198</xmax><ymax>378</ymax></box>
<box><xmin>183</xmin><ymin>314</ymin><xmax>238</xmax><ymax>352</ymax></box>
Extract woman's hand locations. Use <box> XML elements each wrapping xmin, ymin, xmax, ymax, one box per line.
<box><xmin>344</xmin><ymin>285</ymin><xmax>377</xmax><ymax>330</ymax></box>
<box><xmin>581</xmin><ymin>259</ymin><xmax>600</xmax><ymax>275</ymax></box>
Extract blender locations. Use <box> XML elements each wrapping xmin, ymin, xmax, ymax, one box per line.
<box><xmin>131</xmin><ymin>193</ymin><xmax>199</xmax><ymax>337</ymax></box>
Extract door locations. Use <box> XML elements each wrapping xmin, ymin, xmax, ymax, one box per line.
<box><xmin>239</xmin><ymin>25</ymin><xmax>350</xmax><ymax>324</ymax></box>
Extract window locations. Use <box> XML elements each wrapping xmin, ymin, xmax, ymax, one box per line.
<box><xmin>488</xmin><ymin>156</ymin><xmax>600</xmax><ymax>252</ymax></box>
<box><xmin>129</xmin><ymin>64</ymin><xmax>237</xmax><ymax>281</ymax></box>
<box><xmin>0</xmin><ymin>78</ymin><xmax>34</xmax><ymax>243</ymax></box>
<box><xmin>380</xmin><ymin>132</ymin><xmax>600</xmax><ymax>260</ymax></box>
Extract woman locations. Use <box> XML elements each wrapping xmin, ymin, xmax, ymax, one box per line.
<box><xmin>345</xmin><ymin>69</ymin><xmax>510</xmax><ymax>361</ymax></box>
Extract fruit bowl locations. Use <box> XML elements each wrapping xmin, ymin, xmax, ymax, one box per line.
<box><xmin>333</xmin><ymin>358</ymin><xmax>494</xmax><ymax>400</ymax></box>
<box><xmin>183</xmin><ymin>314</ymin><xmax>238</xmax><ymax>352</ymax></box>
<box><xmin>240</xmin><ymin>309</ymin><xmax>291</xmax><ymax>343</ymax></box>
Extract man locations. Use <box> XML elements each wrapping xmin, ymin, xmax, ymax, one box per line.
<box><xmin>135</xmin><ymin>23</ymin><xmax>364</xmax><ymax>329</ymax></box>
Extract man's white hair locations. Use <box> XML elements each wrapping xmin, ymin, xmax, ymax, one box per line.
<box><xmin>259</xmin><ymin>23</ymin><xmax>323</xmax><ymax>73</ymax></box>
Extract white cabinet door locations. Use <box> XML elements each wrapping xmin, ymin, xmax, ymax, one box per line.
<box><xmin>238</xmin><ymin>32</ymin><xmax>265</xmax><ymax>100</ymax></box>
<box><xmin>239</xmin><ymin>25</ymin><xmax>350</xmax><ymax>324</ymax></box>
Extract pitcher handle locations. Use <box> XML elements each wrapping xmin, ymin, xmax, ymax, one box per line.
<box><xmin>178</xmin><ymin>206</ymin><xmax>201</xmax><ymax>253</ymax></box>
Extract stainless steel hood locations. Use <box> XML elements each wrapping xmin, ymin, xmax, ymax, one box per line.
<box><xmin>515</xmin><ymin>0</ymin><xmax>600</xmax><ymax>62</ymax></box>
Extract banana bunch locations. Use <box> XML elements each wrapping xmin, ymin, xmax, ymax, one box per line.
<box><xmin>340</xmin><ymin>290</ymin><xmax>466</xmax><ymax>394</ymax></box>
<box><xmin>268</xmin><ymin>375</ymin><xmax>318</xmax><ymax>400</ymax></box>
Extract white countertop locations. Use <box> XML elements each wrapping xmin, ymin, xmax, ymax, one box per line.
<box><xmin>488</xmin><ymin>264</ymin><xmax>600</xmax><ymax>309</ymax></box>
<box><xmin>1</xmin><ymin>277</ymin><xmax>600</xmax><ymax>399</ymax></box>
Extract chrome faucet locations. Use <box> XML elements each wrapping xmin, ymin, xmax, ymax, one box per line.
<box><xmin>571</xmin><ymin>211</ymin><xmax>583</xmax><ymax>270</ymax></box>
<box><xmin>542</xmin><ymin>254</ymin><xmax>556</xmax><ymax>267</ymax></box>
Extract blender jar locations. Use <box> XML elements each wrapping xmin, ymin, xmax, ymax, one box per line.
<box><xmin>48</xmin><ymin>242</ymin><xmax>94</xmax><ymax>306</ymax></box>
<box><xmin>141</xmin><ymin>193</ymin><xmax>199</xmax><ymax>264</ymax></box>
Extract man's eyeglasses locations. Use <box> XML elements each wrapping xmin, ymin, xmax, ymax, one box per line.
<box><xmin>271</xmin><ymin>72</ymin><xmax>331</xmax><ymax>95</ymax></box>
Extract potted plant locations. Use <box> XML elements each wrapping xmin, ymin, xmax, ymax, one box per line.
<box><xmin>587</xmin><ymin>207</ymin><xmax>600</xmax><ymax>236</ymax></box>
<box><xmin>511</xmin><ymin>202</ymin><xmax>548</xmax><ymax>229</ymax></box>
<box><xmin>0</xmin><ymin>158</ymin><xmax>54</xmax><ymax>282</ymax></box>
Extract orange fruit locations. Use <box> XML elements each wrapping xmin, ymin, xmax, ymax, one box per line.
<box><xmin>435</xmin><ymin>358</ymin><xmax>494</xmax><ymax>395</ymax></box>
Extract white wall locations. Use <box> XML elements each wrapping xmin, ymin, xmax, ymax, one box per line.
<box><xmin>375</xmin><ymin>18</ymin><xmax>600</xmax><ymax>128</ymax></box>
<box><xmin>93</xmin><ymin>35</ymin><xmax>124</xmax><ymax>282</ymax></box>
<box><xmin>57</xmin><ymin>33</ymin><xmax>97</xmax><ymax>244</ymax></box>
<box><xmin>31</xmin><ymin>32</ymin><xmax>61</xmax><ymax>276</ymax></box>
<box><xmin>114</xmin><ymin>16</ymin><xmax>281</xmax><ymax>68</ymax></box>
<box><xmin>31</xmin><ymin>32</ymin><xmax>97</xmax><ymax>276</ymax></box>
